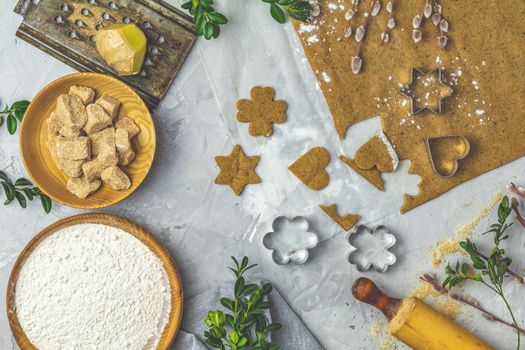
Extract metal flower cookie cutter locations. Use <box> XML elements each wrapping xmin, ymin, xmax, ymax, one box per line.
<box><xmin>426</xmin><ymin>135</ymin><xmax>470</xmax><ymax>177</ymax></box>
<box><xmin>347</xmin><ymin>225</ymin><xmax>396</xmax><ymax>272</ymax></box>
<box><xmin>399</xmin><ymin>67</ymin><xmax>453</xmax><ymax>115</ymax></box>
<box><xmin>263</xmin><ymin>216</ymin><xmax>319</xmax><ymax>265</ymax></box>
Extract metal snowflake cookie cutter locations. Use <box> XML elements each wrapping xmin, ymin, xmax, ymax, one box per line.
<box><xmin>263</xmin><ymin>216</ymin><xmax>319</xmax><ymax>265</ymax></box>
<box><xmin>399</xmin><ymin>67</ymin><xmax>453</xmax><ymax>115</ymax></box>
<box><xmin>347</xmin><ymin>225</ymin><xmax>396</xmax><ymax>272</ymax></box>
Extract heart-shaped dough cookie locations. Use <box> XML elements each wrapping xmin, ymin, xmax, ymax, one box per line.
<box><xmin>289</xmin><ymin>147</ymin><xmax>330</xmax><ymax>190</ymax></box>
<box><xmin>354</xmin><ymin>134</ymin><xmax>398</xmax><ymax>173</ymax></box>
<box><xmin>427</xmin><ymin>136</ymin><xmax>470</xmax><ymax>177</ymax></box>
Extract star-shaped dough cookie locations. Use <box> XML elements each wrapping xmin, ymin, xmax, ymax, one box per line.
<box><xmin>214</xmin><ymin>145</ymin><xmax>261</xmax><ymax>195</ymax></box>
<box><xmin>236</xmin><ymin>87</ymin><xmax>287</xmax><ymax>137</ymax></box>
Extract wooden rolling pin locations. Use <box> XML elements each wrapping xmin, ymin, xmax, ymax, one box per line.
<box><xmin>352</xmin><ymin>277</ymin><xmax>494</xmax><ymax>350</ymax></box>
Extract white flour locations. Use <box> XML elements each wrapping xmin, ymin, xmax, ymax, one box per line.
<box><xmin>15</xmin><ymin>224</ymin><xmax>171</xmax><ymax>350</ymax></box>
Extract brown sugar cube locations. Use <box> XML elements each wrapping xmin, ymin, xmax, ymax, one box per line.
<box><xmin>69</xmin><ymin>86</ymin><xmax>95</xmax><ymax>105</ymax></box>
<box><xmin>90</xmin><ymin>127</ymin><xmax>116</xmax><ymax>158</ymax></box>
<box><xmin>56</xmin><ymin>158</ymin><xmax>85</xmax><ymax>178</ymax></box>
<box><xmin>101</xmin><ymin>165</ymin><xmax>131</xmax><ymax>190</ymax></box>
<box><xmin>84</xmin><ymin>104</ymin><xmax>113</xmax><ymax>134</ymax></box>
<box><xmin>55</xmin><ymin>94</ymin><xmax>87</xmax><ymax>130</ymax></box>
<box><xmin>67</xmin><ymin>177</ymin><xmax>102</xmax><ymax>199</ymax></box>
<box><xmin>115</xmin><ymin>117</ymin><xmax>140</xmax><ymax>138</ymax></box>
<box><xmin>59</xmin><ymin>125</ymin><xmax>83</xmax><ymax>138</ymax></box>
<box><xmin>46</xmin><ymin>111</ymin><xmax>62</xmax><ymax>135</ymax></box>
<box><xmin>95</xmin><ymin>96</ymin><xmax>120</xmax><ymax>120</ymax></box>
<box><xmin>82</xmin><ymin>155</ymin><xmax>117</xmax><ymax>182</ymax></box>
<box><xmin>55</xmin><ymin>136</ymin><xmax>91</xmax><ymax>161</ymax></box>
<box><xmin>48</xmin><ymin>136</ymin><xmax>85</xmax><ymax>178</ymax></box>
<box><xmin>115</xmin><ymin>128</ymin><xmax>135</xmax><ymax>165</ymax></box>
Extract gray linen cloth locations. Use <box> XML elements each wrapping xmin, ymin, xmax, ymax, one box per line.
<box><xmin>172</xmin><ymin>283</ymin><xmax>323</xmax><ymax>349</ymax></box>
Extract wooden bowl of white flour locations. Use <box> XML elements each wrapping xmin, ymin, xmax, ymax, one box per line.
<box><xmin>6</xmin><ymin>214</ymin><xmax>182</xmax><ymax>350</ymax></box>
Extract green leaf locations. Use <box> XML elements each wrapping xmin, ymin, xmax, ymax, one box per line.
<box><xmin>270</xmin><ymin>3</ymin><xmax>286</xmax><ymax>23</ymax></box>
<box><xmin>264</xmin><ymin>323</ymin><xmax>281</xmax><ymax>333</ymax></box>
<box><xmin>207</xmin><ymin>310</ymin><xmax>226</xmax><ymax>327</ymax></box>
<box><xmin>235</xmin><ymin>276</ymin><xmax>245</xmax><ymax>297</ymax></box>
<box><xmin>212</xmin><ymin>23</ymin><xmax>221</xmax><ymax>39</ymax></box>
<box><xmin>204</xmin><ymin>21</ymin><xmax>214</xmax><ymax>40</ymax></box>
<box><xmin>22</xmin><ymin>188</ymin><xmax>34</xmax><ymax>201</ymax></box>
<box><xmin>7</xmin><ymin>114</ymin><xmax>17</xmax><ymax>134</ymax></box>
<box><xmin>15</xmin><ymin>178</ymin><xmax>33</xmax><ymax>187</ymax></box>
<box><xmin>11</xmin><ymin>100</ymin><xmax>29</xmax><ymax>111</ymax></box>
<box><xmin>181</xmin><ymin>1</ymin><xmax>193</xmax><ymax>9</ymax></box>
<box><xmin>208</xmin><ymin>12</ymin><xmax>228</xmax><ymax>24</ymax></box>
<box><xmin>15</xmin><ymin>191</ymin><xmax>27</xmax><ymax>208</ymax></box>
<box><xmin>260</xmin><ymin>283</ymin><xmax>273</xmax><ymax>295</ymax></box>
<box><xmin>238</xmin><ymin>337</ymin><xmax>248</xmax><ymax>347</ymax></box>
<box><xmin>0</xmin><ymin>171</ymin><xmax>8</xmax><ymax>181</ymax></box>
<box><xmin>2</xmin><ymin>181</ymin><xmax>15</xmax><ymax>201</ymax></box>
<box><xmin>220</xmin><ymin>297</ymin><xmax>235</xmax><ymax>311</ymax></box>
<box><xmin>40</xmin><ymin>194</ymin><xmax>52</xmax><ymax>213</ymax></box>
<box><xmin>230</xmin><ymin>330</ymin><xmax>239</xmax><ymax>344</ymax></box>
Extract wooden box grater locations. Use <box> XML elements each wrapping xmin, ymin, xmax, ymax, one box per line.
<box><xmin>14</xmin><ymin>0</ymin><xmax>196</xmax><ymax>108</ymax></box>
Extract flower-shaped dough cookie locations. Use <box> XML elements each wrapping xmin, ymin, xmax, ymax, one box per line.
<box><xmin>236</xmin><ymin>87</ymin><xmax>287</xmax><ymax>137</ymax></box>
<box><xmin>214</xmin><ymin>145</ymin><xmax>261</xmax><ymax>195</ymax></box>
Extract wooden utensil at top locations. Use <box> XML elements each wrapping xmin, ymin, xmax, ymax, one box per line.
<box><xmin>352</xmin><ymin>277</ymin><xmax>402</xmax><ymax>321</ymax></box>
<box><xmin>6</xmin><ymin>213</ymin><xmax>183</xmax><ymax>350</ymax></box>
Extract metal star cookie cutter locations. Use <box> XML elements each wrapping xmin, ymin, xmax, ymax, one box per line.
<box><xmin>263</xmin><ymin>216</ymin><xmax>319</xmax><ymax>265</ymax></box>
<box><xmin>399</xmin><ymin>67</ymin><xmax>453</xmax><ymax>115</ymax></box>
<box><xmin>347</xmin><ymin>225</ymin><xmax>397</xmax><ymax>272</ymax></box>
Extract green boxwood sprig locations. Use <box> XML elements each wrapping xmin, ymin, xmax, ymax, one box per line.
<box><xmin>0</xmin><ymin>171</ymin><xmax>52</xmax><ymax>213</ymax></box>
<box><xmin>0</xmin><ymin>100</ymin><xmax>29</xmax><ymax>134</ymax></box>
<box><xmin>203</xmin><ymin>256</ymin><xmax>281</xmax><ymax>349</ymax></box>
<box><xmin>182</xmin><ymin>0</ymin><xmax>312</xmax><ymax>40</ymax></box>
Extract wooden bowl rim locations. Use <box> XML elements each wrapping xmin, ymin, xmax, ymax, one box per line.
<box><xmin>6</xmin><ymin>213</ymin><xmax>183</xmax><ymax>350</ymax></box>
<box><xmin>19</xmin><ymin>72</ymin><xmax>156</xmax><ymax>209</ymax></box>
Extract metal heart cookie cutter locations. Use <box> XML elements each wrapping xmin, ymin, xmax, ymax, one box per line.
<box><xmin>263</xmin><ymin>216</ymin><xmax>319</xmax><ymax>265</ymax></box>
<box><xmin>426</xmin><ymin>135</ymin><xmax>470</xmax><ymax>177</ymax></box>
<box><xmin>347</xmin><ymin>225</ymin><xmax>397</xmax><ymax>272</ymax></box>
<box><xmin>399</xmin><ymin>67</ymin><xmax>453</xmax><ymax>115</ymax></box>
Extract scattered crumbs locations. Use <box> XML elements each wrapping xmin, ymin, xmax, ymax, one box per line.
<box><xmin>380</xmin><ymin>337</ymin><xmax>399</xmax><ymax>350</ymax></box>
<box><xmin>456</xmin><ymin>192</ymin><xmax>504</xmax><ymax>240</ymax></box>
<box><xmin>431</xmin><ymin>238</ymin><xmax>465</xmax><ymax>268</ymax></box>
<box><xmin>321</xmin><ymin>71</ymin><xmax>331</xmax><ymax>83</ymax></box>
<box><xmin>368</xmin><ymin>319</ymin><xmax>399</xmax><ymax>350</ymax></box>
<box><xmin>436</xmin><ymin>300</ymin><xmax>461</xmax><ymax>320</ymax></box>
<box><xmin>409</xmin><ymin>283</ymin><xmax>442</xmax><ymax>300</ymax></box>
<box><xmin>368</xmin><ymin>319</ymin><xmax>381</xmax><ymax>336</ymax></box>
<box><xmin>298</xmin><ymin>23</ymin><xmax>318</xmax><ymax>34</ymax></box>
<box><xmin>307</xmin><ymin>34</ymin><xmax>320</xmax><ymax>45</ymax></box>
<box><xmin>349</xmin><ymin>325</ymin><xmax>355</xmax><ymax>330</ymax></box>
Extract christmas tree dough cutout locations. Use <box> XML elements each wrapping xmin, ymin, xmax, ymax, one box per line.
<box><xmin>289</xmin><ymin>147</ymin><xmax>330</xmax><ymax>190</ymax></box>
<box><xmin>214</xmin><ymin>145</ymin><xmax>261</xmax><ymax>195</ymax></box>
<box><xmin>236</xmin><ymin>87</ymin><xmax>287</xmax><ymax>137</ymax></box>
<box><xmin>320</xmin><ymin>204</ymin><xmax>360</xmax><ymax>231</ymax></box>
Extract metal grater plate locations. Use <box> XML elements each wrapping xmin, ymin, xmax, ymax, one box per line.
<box><xmin>14</xmin><ymin>0</ymin><xmax>196</xmax><ymax>108</ymax></box>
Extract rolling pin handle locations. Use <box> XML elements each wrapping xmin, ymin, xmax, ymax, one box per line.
<box><xmin>352</xmin><ymin>277</ymin><xmax>402</xmax><ymax>321</ymax></box>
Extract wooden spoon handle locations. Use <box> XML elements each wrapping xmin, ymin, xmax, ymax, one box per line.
<box><xmin>352</xmin><ymin>277</ymin><xmax>402</xmax><ymax>321</ymax></box>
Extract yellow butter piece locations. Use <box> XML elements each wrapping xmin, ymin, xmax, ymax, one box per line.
<box><xmin>95</xmin><ymin>24</ymin><xmax>147</xmax><ymax>76</ymax></box>
<box><xmin>388</xmin><ymin>298</ymin><xmax>494</xmax><ymax>350</ymax></box>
